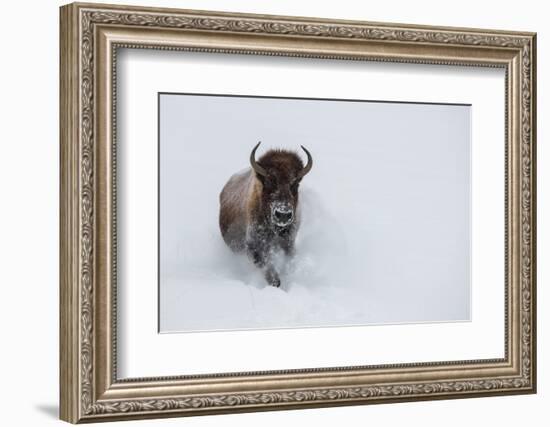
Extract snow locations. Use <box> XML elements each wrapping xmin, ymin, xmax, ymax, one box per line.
<box><xmin>159</xmin><ymin>94</ymin><xmax>471</xmax><ymax>333</ymax></box>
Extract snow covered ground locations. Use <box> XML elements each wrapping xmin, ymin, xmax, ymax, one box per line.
<box><xmin>159</xmin><ymin>94</ymin><xmax>471</xmax><ymax>332</ymax></box>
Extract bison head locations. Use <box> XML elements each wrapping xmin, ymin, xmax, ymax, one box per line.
<box><xmin>250</xmin><ymin>142</ymin><xmax>313</xmax><ymax>228</ymax></box>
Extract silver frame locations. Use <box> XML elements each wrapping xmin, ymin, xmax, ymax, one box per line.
<box><xmin>60</xmin><ymin>2</ymin><xmax>537</xmax><ymax>423</ymax></box>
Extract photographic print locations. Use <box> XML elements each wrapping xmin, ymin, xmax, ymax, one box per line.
<box><xmin>60</xmin><ymin>4</ymin><xmax>536</xmax><ymax>421</ymax></box>
<box><xmin>159</xmin><ymin>93</ymin><xmax>471</xmax><ymax>333</ymax></box>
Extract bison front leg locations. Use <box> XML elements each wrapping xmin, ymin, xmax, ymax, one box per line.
<box><xmin>246</xmin><ymin>242</ymin><xmax>281</xmax><ymax>288</ymax></box>
<box><xmin>263</xmin><ymin>265</ymin><xmax>281</xmax><ymax>288</ymax></box>
<box><xmin>281</xmin><ymin>239</ymin><xmax>295</xmax><ymax>258</ymax></box>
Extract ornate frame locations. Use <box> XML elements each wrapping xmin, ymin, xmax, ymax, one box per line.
<box><xmin>60</xmin><ymin>2</ymin><xmax>537</xmax><ymax>423</ymax></box>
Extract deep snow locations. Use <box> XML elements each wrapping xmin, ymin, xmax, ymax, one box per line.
<box><xmin>159</xmin><ymin>94</ymin><xmax>471</xmax><ymax>332</ymax></box>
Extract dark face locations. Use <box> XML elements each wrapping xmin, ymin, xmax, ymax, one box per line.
<box><xmin>250</xmin><ymin>144</ymin><xmax>313</xmax><ymax>229</ymax></box>
<box><xmin>258</xmin><ymin>170</ymin><xmax>301</xmax><ymax>228</ymax></box>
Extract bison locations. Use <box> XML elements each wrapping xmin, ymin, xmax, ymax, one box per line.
<box><xmin>219</xmin><ymin>142</ymin><xmax>313</xmax><ymax>287</ymax></box>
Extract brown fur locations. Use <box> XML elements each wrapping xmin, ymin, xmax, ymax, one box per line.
<box><xmin>256</xmin><ymin>149</ymin><xmax>304</xmax><ymax>180</ymax></box>
<box><xmin>219</xmin><ymin>169</ymin><xmax>261</xmax><ymax>251</ymax></box>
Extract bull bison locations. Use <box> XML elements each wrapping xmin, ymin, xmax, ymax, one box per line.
<box><xmin>219</xmin><ymin>142</ymin><xmax>313</xmax><ymax>287</ymax></box>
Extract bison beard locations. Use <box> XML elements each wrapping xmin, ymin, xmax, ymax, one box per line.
<box><xmin>219</xmin><ymin>142</ymin><xmax>313</xmax><ymax>287</ymax></box>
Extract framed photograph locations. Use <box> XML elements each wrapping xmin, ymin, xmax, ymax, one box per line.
<box><xmin>60</xmin><ymin>2</ymin><xmax>537</xmax><ymax>423</ymax></box>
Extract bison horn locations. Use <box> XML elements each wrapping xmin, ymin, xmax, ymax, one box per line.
<box><xmin>250</xmin><ymin>141</ymin><xmax>268</xmax><ymax>177</ymax></box>
<box><xmin>297</xmin><ymin>145</ymin><xmax>313</xmax><ymax>179</ymax></box>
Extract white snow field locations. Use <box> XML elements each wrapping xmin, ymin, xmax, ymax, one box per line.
<box><xmin>159</xmin><ymin>94</ymin><xmax>471</xmax><ymax>333</ymax></box>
